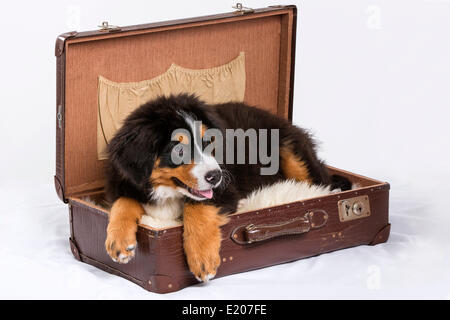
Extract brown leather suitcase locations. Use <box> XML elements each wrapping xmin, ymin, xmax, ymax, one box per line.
<box><xmin>55</xmin><ymin>4</ymin><xmax>390</xmax><ymax>294</ymax></box>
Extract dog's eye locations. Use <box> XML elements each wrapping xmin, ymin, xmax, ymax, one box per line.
<box><xmin>173</xmin><ymin>144</ymin><xmax>184</xmax><ymax>159</ymax></box>
<box><xmin>169</xmin><ymin>144</ymin><xmax>184</xmax><ymax>166</ymax></box>
<box><xmin>202</xmin><ymin>139</ymin><xmax>213</xmax><ymax>148</ymax></box>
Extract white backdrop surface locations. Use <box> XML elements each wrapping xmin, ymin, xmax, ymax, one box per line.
<box><xmin>0</xmin><ymin>0</ymin><xmax>449</xmax><ymax>299</ymax></box>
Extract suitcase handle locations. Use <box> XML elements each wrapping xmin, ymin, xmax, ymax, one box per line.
<box><xmin>230</xmin><ymin>210</ymin><xmax>328</xmax><ymax>245</ymax></box>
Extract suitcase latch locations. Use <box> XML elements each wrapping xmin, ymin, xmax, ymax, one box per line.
<box><xmin>98</xmin><ymin>21</ymin><xmax>121</xmax><ymax>32</ymax></box>
<box><xmin>233</xmin><ymin>3</ymin><xmax>254</xmax><ymax>15</ymax></box>
<box><xmin>338</xmin><ymin>195</ymin><xmax>371</xmax><ymax>222</ymax></box>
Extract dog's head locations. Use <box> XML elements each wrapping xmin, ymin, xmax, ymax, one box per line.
<box><xmin>107</xmin><ymin>94</ymin><xmax>223</xmax><ymax>203</ymax></box>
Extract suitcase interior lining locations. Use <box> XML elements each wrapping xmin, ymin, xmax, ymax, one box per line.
<box><xmin>63</xmin><ymin>9</ymin><xmax>294</xmax><ymax>196</ymax></box>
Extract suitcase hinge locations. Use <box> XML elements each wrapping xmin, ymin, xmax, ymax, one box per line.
<box><xmin>233</xmin><ymin>3</ymin><xmax>254</xmax><ymax>15</ymax></box>
<box><xmin>54</xmin><ymin>175</ymin><xmax>67</xmax><ymax>203</ymax></box>
<box><xmin>68</xmin><ymin>203</ymin><xmax>74</xmax><ymax>237</ymax></box>
<box><xmin>57</xmin><ymin>104</ymin><xmax>63</xmax><ymax>129</ymax></box>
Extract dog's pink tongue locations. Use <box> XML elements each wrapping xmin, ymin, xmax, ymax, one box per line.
<box><xmin>198</xmin><ymin>189</ymin><xmax>213</xmax><ymax>199</ymax></box>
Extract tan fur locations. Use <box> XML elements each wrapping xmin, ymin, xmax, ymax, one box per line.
<box><xmin>183</xmin><ymin>203</ymin><xmax>229</xmax><ymax>281</ymax></box>
<box><xmin>280</xmin><ymin>145</ymin><xmax>312</xmax><ymax>183</ymax></box>
<box><xmin>105</xmin><ymin>197</ymin><xmax>145</xmax><ymax>263</ymax></box>
<box><xmin>150</xmin><ymin>159</ymin><xmax>196</xmax><ymax>189</ymax></box>
<box><xmin>150</xmin><ymin>125</ymin><xmax>209</xmax><ymax>190</ymax></box>
<box><xmin>201</xmin><ymin>124</ymin><xmax>208</xmax><ymax>137</ymax></box>
<box><xmin>174</xmin><ymin>132</ymin><xmax>190</xmax><ymax>144</ymax></box>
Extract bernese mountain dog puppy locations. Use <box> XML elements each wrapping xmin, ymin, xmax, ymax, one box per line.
<box><xmin>104</xmin><ymin>94</ymin><xmax>351</xmax><ymax>282</ymax></box>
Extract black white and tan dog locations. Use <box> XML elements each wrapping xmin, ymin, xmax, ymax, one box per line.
<box><xmin>104</xmin><ymin>94</ymin><xmax>351</xmax><ymax>282</ymax></box>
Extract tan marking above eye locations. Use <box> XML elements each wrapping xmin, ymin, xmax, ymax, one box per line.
<box><xmin>201</xmin><ymin>124</ymin><xmax>208</xmax><ymax>138</ymax></box>
<box><xmin>174</xmin><ymin>133</ymin><xmax>190</xmax><ymax>145</ymax></box>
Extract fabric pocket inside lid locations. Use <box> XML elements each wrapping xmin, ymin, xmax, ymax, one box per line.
<box><xmin>97</xmin><ymin>52</ymin><xmax>246</xmax><ymax>160</ymax></box>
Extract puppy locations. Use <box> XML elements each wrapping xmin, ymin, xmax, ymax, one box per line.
<box><xmin>104</xmin><ymin>94</ymin><xmax>350</xmax><ymax>281</ymax></box>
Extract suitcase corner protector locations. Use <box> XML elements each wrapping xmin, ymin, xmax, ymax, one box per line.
<box><xmin>55</xmin><ymin>31</ymin><xmax>78</xmax><ymax>57</ymax></box>
<box><xmin>144</xmin><ymin>275</ymin><xmax>186</xmax><ymax>294</ymax></box>
<box><xmin>369</xmin><ymin>223</ymin><xmax>391</xmax><ymax>246</ymax></box>
<box><xmin>69</xmin><ymin>237</ymin><xmax>82</xmax><ymax>261</ymax></box>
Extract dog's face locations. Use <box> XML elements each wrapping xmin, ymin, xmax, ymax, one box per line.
<box><xmin>108</xmin><ymin>95</ymin><xmax>223</xmax><ymax>203</ymax></box>
<box><xmin>149</xmin><ymin>113</ymin><xmax>223</xmax><ymax>202</ymax></box>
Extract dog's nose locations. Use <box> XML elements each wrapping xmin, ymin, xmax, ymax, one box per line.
<box><xmin>205</xmin><ymin>170</ymin><xmax>222</xmax><ymax>185</ymax></box>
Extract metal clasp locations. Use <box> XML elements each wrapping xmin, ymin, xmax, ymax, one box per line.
<box><xmin>338</xmin><ymin>195</ymin><xmax>371</xmax><ymax>222</ymax></box>
<box><xmin>233</xmin><ymin>3</ymin><xmax>254</xmax><ymax>14</ymax></box>
<box><xmin>98</xmin><ymin>21</ymin><xmax>121</xmax><ymax>32</ymax></box>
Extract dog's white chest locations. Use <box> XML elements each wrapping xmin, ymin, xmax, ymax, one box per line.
<box><xmin>140</xmin><ymin>198</ymin><xmax>184</xmax><ymax>228</ymax></box>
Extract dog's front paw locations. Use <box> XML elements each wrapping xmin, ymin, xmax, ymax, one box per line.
<box><xmin>185</xmin><ymin>245</ymin><xmax>221</xmax><ymax>282</ymax></box>
<box><xmin>183</xmin><ymin>203</ymin><xmax>228</xmax><ymax>282</ymax></box>
<box><xmin>105</xmin><ymin>228</ymin><xmax>137</xmax><ymax>264</ymax></box>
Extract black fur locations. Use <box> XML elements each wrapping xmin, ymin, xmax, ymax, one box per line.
<box><xmin>105</xmin><ymin>94</ymin><xmax>351</xmax><ymax>212</ymax></box>
<box><xmin>330</xmin><ymin>174</ymin><xmax>353</xmax><ymax>191</ymax></box>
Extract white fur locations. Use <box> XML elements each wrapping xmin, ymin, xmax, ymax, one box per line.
<box><xmin>237</xmin><ymin>180</ymin><xmax>337</xmax><ymax>213</ymax></box>
<box><xmin>184</xmin><ymin>114</ymin><xmax>221</xmax><ymax>199</ymax></box>
<box><xmin>151</xmin><ymin>185</ymin><xmax>183</xmax><ymax>203</ymax></box>
<box><xmin>141</xmin><ymin>198</ymin><xmax>183</xmax><ymax>229</ymax></box>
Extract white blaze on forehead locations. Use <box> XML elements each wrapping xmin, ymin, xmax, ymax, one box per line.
<box><xmin>183</xmin><ymin>113</ymin><xmax>221</xmax><ymax>190</ymax></box>
<box><xmin>183</xmin><ymin>114</ymin><xmax>216</xmax><ymax>162</ymax></box>
<box><xmin>183</xmin><ymin>115</ymin><xmax>205</xmax><ymax>159</ymax></box>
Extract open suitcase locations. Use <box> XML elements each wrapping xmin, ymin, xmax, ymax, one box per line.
<box><xmin>55</xmin><ymin>4</ymin><xmax>391</xmax><ymax>293</ymax></box>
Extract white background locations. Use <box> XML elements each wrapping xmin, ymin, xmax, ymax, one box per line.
<box><xmin>0</xmin><ymin>0</ymin><xmax>449</xmax><ymax>299</ymax></box>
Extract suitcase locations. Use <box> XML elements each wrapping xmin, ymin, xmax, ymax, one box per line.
<box><xmin>55</xmin><ymin>4</ymin><xmax>391</xmax><ymax>293</ymax></box>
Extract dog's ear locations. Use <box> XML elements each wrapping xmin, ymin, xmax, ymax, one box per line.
<box><xmin>107</xmin><ymin>121</ymin><xmax>160</xmax><ymax>189</ymax></box>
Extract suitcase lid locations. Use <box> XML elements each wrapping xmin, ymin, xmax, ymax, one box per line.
<box><xmin>55</xmin><ymin>4</ymin><xmax>297</xmax><ymax>202</ymax></box>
